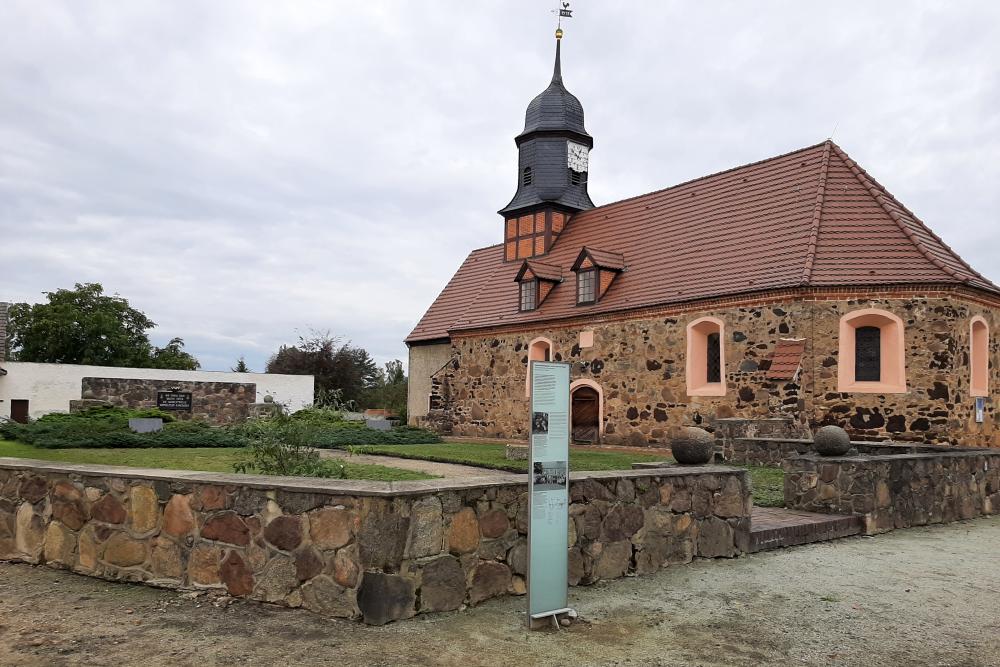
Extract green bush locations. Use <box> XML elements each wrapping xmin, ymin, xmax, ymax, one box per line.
<box><xmin>234</xmin><ymin>412</ymin><xmax>345</xmax><ymax>478</ymax></box>
<box><xmin>1</xmin><ymin>406</ymin><xmax>244</xmax><ymax>449</ymax></box>
<box><xmin>310</xmin><ymin>425</ymin><xmax>440</xmax><ymax>448</ymax></box>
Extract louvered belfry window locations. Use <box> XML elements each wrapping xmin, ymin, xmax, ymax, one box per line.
<box><xmin>855</xmin><ymin>326</ymin><xmax>881</xmax><ymax>381</ymax></box>
<box><xmin>706</xmin><ymin>332</ymin><xmax>722</xmax><ymax>383</ymax></box>
<box><xmin>519</xmin><ymin>280</ymin><xmax>537</xmax><ymax>311</ymax></box>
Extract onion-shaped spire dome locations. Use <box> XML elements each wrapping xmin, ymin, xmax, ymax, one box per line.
<box><xmin>516</xmin><ymin>30</ymin><xmax>590</xmax><ymax>142</ymax></box>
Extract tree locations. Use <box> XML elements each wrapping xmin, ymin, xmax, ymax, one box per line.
<box><xmin>231</xmin><ymin>356</ymin><xmax>251</xmax><ymax>373</ymax></box>
<box><xmin>265</xmin><ymin>331</ymin><xmax>378</xmax><ymax>405</ymax></box>
<box><xmin>364</xmin><ymin>359</ymin><xmax>408</xmax><ymax>417</ymax></box>
<box><xmin>150</xmin><ymin>337</ymin><xmax>200</xmax><ymax>371</ymax></box>
<box><xmin>7</xmin><ymin>283</ymin><xmax>200</xmax><ymax>370</ymax></box>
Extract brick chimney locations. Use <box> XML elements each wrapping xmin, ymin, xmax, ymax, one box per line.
<box><xmin>0</xmin><ymin>302</ymin><xmax>8</xmax><ymax>363</ymax></box>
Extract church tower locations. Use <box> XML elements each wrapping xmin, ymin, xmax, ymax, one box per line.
<box><xmin>500</xmin><ymin>28</ymin><xmax>594</xmax><ymax>262</ymax></box>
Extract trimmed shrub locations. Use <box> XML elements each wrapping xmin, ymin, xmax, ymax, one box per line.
<box><xmin>310</xmin><ymin>426</ymin><xmax>441</xmax><ymax>448</ymax></box>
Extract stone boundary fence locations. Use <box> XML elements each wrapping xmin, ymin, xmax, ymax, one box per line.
<box><xmin>0</xmin><ymin>458</ymin><xmax>750</xmax><ymax>625</ymax></box>
<box><xmin>784</xmin><ymin>450</ymin><xmax>1000</xmax><ymax>534</ymax></box>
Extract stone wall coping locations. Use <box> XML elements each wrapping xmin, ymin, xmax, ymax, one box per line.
<box><xmin>735</xmin><ymin>437</ymin><xmax>876</xmax><ymax>445</ymax></box>
<box><xmin>0</xmin><ymin>457</ymin><xmax>745</xmax><ymax>497</ymax></box>
<box><xmin>789</xmin><ymin>450</ymin><xmax>1000</xmax><ymax>464</ymax></box>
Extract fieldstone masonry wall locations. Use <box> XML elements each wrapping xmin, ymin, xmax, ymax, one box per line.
<box><xmin>784</xmin><ymin>451</ymin><xmax>1000</xmax><ymax>534</ymax></box>
<box><xmin>431</xmin><ymin>294</ymin><xmax>998</xmax><ymax>447</ymax></box>
<box><xmin>81</xmin><ymin>377</ymin><xmax>256</xmax><ymax>424</ymax></box>
<box><xmin>0</xmin><ymin>459</ymin><xmax>750</xmax><ymax>625</ymax></box>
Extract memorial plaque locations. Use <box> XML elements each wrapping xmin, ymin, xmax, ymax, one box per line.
<box><xmin>527</xmin><ymin>361</ymin><xmax>571</xmax><ymax>625</ymax></box>
<box><xmin>156</xmin><ymin>391</ymin><xmax>193</xmax><ymax>411</ymax></box>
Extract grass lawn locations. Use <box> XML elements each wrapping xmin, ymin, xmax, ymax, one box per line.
<box><xmin>0</xmin><ymin>438</ymin><xmax>435</xmax><ymax>482</ymax></box>
<box><xmin>358</xmin><ymin>443</ymin><xmax>785</xmax><ymax>506</ymax></box>
<box><xmin>744</xmin><ymin>465</ymin><xmax>785</xmax><ymax>507</ymax></box>
<box><xmin>358</xmin><ymin>442</ymin><xmax>667</xmax><ymax>473</ymax></box>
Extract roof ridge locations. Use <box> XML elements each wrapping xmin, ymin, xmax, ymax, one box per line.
<box><xmin>800</xmin><ymin>140</ymin><xmax>833</xmax><ymax>285</ymax></box>
<box><xmin>583</xmin><ymin>140</ymin><xmax>830</xmax><ymax>214</ymax></box>
<box><xmin>829</xmin><ymin>143</ymin><xmax>966</xmax><ymax>283</ymax></box>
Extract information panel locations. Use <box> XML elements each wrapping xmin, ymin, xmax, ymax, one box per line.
<box><xmin>527</xmin><ymin>361</ymin><xmax>571</xmax><ymax>621</ymax></box>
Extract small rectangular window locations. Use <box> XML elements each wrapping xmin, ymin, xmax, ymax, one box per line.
<box><xmin>576</xmin><ymin>269</ymin><xmax>596</xmax><ymax>305</ymax></box>
<box><xmin>855</xmin><ymin>326</ymin><xmax>881</xmax><ymax>381</ymax></box>
<box><xmin>706</xmin><ymin>332</ymin><xmax>721</xmax><ymax>383</ymax></box>
<box><xmin>519</xmin><ymin>280</ymin><xmax>537</xmax><ymax>311</ymax></box>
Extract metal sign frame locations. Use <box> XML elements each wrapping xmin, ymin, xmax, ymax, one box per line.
<box><xmin>526</xmin><ymin>360</ymin><xmax>572</xmax><ymax>627</ymax></box>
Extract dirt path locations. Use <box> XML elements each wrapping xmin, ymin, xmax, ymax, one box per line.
<box><xmin>2</xmin><ymin>517</ymin><xmax>999</xmax><ymax>667</ymax></box>
<box><xmin>318</xmin><ymin>449</ymin><xmax>511</xmax><ymax>478</ymax></box>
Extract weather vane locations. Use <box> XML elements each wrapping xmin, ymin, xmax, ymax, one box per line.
<box><xmin>553</xmin><ymin>1</ymin><xmax>573</xmax><ymax>38</ymax></box>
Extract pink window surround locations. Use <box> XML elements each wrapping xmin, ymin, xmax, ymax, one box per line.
<box><xmin>686</xmin><ymin>316</ymin><xmax>726</xmax><ymax>397</ymax></box>
<box><xmin>837</xmin><ymin>308</ymin><xmax>907</xmax><ymax>394</ymax></box>
<box><xmin>570</xmin><ymin>379</ymin><xmax>605</xmax><ymax>435</ymax></box>
<box><xmin>525</xmin><ymin>336</ymin><xmax>553</xmax><ymax>397</ymax></box>
<box><xmin>970</xmin><ymin>316</ymin><xmax>989</xmax><ymax>397</ymax></box>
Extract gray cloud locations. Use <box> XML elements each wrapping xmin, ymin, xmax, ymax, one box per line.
<box><xmin>2</xmin><ymin>1</ymin><xmax>998</xmax><ymax>372</ymax></box>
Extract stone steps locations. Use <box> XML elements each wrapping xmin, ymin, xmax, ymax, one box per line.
<box><xmin>750</xmin><ymin>506</ymin><xmax>863</xmax><ymax>553</ymax></box>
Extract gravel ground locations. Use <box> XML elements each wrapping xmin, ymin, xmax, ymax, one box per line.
<box><xmin>1</xmin><ymin>516</ymin><xmax>998</xmax><ymax>667</ymax></box>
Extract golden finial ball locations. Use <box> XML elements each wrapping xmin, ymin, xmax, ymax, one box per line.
<box><xmin>555</xmin><ymin>28</ymin><xmax>563</xmax><ymax>40</ymax></box>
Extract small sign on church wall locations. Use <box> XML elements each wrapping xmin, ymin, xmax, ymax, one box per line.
<box><xmin>156</xmin><ymin>391</ymin><xmax>193</xmax><ymax>411</ymax></box>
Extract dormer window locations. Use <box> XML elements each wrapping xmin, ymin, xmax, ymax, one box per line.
<box><xmin>519</xmin><ymin>279</ymin><xmax>538</xmax><ymax>311</ymax></box>
<box><xmin>522</xmin><ymin>167</ymin><xmax>533</xmax><ymax>186</ymax></box>
<box><xmin>571</xmin><ymin>247</ymin><xmax>625</xmax><ymax>306</ymax></box>
<box><xmin>576</xmin><ymin>269</ymin><xmax>596</xmax><ymax>305</ymax></box>
<box><xmin>515</xmin><ymin>260</ymin><xmax>562</xmax><ymax>311</ymax></box>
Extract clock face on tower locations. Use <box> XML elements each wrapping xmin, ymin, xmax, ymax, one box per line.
<box><xmin>567</xmin><ymin>141</ymin><xmax>589</xmax><ymax>172</ymax></box>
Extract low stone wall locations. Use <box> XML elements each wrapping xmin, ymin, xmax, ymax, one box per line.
<box><xmin>0</xmin><ymin>458</ymin><xmax>750</xmax><ymax>625</ymax></box>
<box><xmin>713</xmin><ymin>417</ymin><xmax>811</xmax><ymax>462</ymax></box>
<box><xmin>784</xmin><ymin>451</ymin><xmax>1000</xmax><ymax>534</ymax></box>
<box><xmin>82</xmin><ymin>377</ymin><xmax>256</xmax><ymax>424</ymax></box>
<box><xmin>729</xmin><ymin>437</ymin><xmax>987</xmax><ymax>467</ymax></box>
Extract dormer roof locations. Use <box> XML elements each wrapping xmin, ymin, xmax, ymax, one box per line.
<box><xmin>571</xmin><ymin>247</ymin><xmax>625</xmax><ymax>272</ymax></box>
<box><xmin>515</xmin><ymin>260</ymin><xmax>564</xmax><ymax>283</ymax></box>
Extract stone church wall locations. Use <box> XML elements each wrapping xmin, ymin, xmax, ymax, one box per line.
<box><xmin>433</xmin><ymin>293</ymin><xmax>999</xmax><ymax>447</ymax></box>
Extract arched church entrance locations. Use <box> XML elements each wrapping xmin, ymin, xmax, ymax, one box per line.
<box><xmin>571</xmin><ymin>385</ymin><xmax>600</xmax><ymax>444</ymax></box>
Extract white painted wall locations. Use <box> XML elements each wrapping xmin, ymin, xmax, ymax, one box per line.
<box><xmin>0</xmin><ymin>362</ymin><xmax>314</xmax><ymax>420</ymax></box>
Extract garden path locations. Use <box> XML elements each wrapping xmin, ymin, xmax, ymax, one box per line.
<box><xmin>317</xmin><ymin>449</ymin><xmax>511</xmax><ymax>478</ymax></box>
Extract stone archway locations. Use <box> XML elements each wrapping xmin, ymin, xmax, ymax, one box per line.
<box><xmin>570</xmin><ymin>380</ymin><xmax>603</xmax><ymax>444</ymax></box>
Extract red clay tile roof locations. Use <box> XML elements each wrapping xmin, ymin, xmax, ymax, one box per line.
<box><xmin>516</xmin><ymin>260</ymin><xmax>563</xmax><ymax>283</ymax></box>
<box><xmin>406</xmin><ymin>141</ymin><xmax>999</xmax><ymax>343</ymax></box>
<box><xmin>766</xmin><ymin>339</ymin><xmax>806</xmax><ymax>380</ymax></box>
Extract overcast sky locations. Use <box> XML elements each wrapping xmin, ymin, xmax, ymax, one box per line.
<box><xmin>2</xmin><ymin>1</ymin><xmax>998</xmax><ymax>373</ymax></box>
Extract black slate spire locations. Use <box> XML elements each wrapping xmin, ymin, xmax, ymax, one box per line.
<box><xmin>499</xmin><ymin>30</ymin><xmax>594</xmax><ymax>217</ymax></box>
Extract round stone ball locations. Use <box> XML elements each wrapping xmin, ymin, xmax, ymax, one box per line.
<box><xmin>671</xmin><ymin>427</ymin><xmax>716</xmax><ymax>465</ymax></box>
<box><xmin>814</xmin><ymin>425</ymin><xmax>851</xmax><ymax>456</ymax></box>
<box><xmin>263</xmin><ymin>395</ymin><xmax>274</xmax><ymax>404</ymax></box>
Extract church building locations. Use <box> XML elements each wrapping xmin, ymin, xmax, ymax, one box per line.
<box><xmin>405</xmin><ymin>31</ymin><xmax>999</xmax><ymax>448</ymax></box>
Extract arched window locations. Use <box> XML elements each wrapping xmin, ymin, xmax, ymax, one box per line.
<box><xmin>525</xmin><ymin>337</ymin><xmax>553</xmax><ymax>397</ymax></box>
<box><xmin>522</xmin><ymin>167</ymin><xmax>533</xmax><ymax>186</ymax></box>
<box><xmin>686</xmin><ymin>317</ymin><xmax>726</xmax><ymax>396</ymax></box>
<box><xmin>838</xmin><ymin>309</ymin><xmax>906</xmax><ymax>393</ymax></box>
<box><xmin>971</xmin><ymin>316</ymin><xmax>989</xmax><ymax>397</ymax></box>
